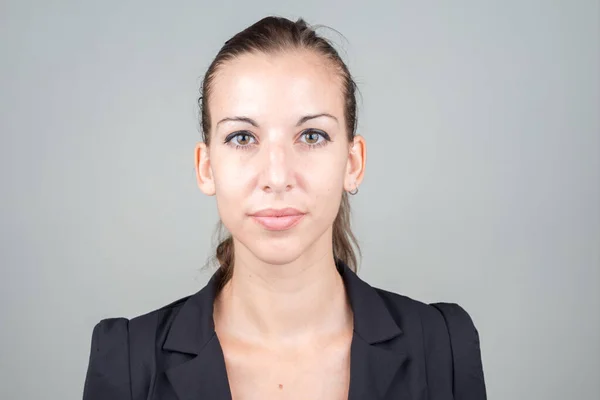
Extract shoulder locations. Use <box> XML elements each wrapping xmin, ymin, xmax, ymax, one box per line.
<box><xmin>372</xmin><ymin>286</ymin><xmax>486</xmax><ymax>395</ymax></box>
<box><xmin>373</xmin><ymin>286</ymin><xmax>482</xmax><ymax>354</ymax></box>
<box><xmin>82</xmin><ymin>293</ymin><xmax>196</xmax><ymax>400</ymax></box>
<box><xmin>371</xmin><ymin>287</ymin><xmax>457</xmax><ymax>357</ymax></box>
<box><xmin>83</xmin><ymin>317</ymin><xmax>131</xmax><ymax>399</ymax></box>
<box><xmin>89</xmin><ymin>292</ymin><xmax>194</xmax><ymax>345</ymax></box>
<box><xmin>372</xmin><ymin>286</ymin><xmax>480</xmax><ymax>335</ymax></box>
<box><xmin>127</xmin><ymin>292</ymin><xmax>195</xmax><ymax>337</ymax></box>
<box><xmin>373</xmin><ymin>286</ymin><xmax>447</xmax><ymax>330</ymax></box>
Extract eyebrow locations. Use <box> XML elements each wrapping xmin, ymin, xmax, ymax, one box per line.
<box><xmin>216</xmin><ymin>113</ymin><xmax>338</xmax><ymax>128</ymax></box>
<box><xmin>296</xmin><ymin>113</ymin><xmax>338</xmax><ymax>126</ymax></box>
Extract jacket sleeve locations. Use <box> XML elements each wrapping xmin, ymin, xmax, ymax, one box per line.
<box><xmin>83</xmin><ymin>318</ymin><xmax>132</xmax><ymax>400</ymax></box>
<box><xmin>430</xmin><ymin>303</ymin><xmax>487</xmax><ymax>400</ymax></box>
<box><xmin>420</xmin><ymin>302</ymin><xmax>454</xmax><ymax>399</ymax></box>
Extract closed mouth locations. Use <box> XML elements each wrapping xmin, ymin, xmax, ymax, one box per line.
<box><xmin>249</xmin><ymin>208</ymin><xmax>306</xmax><ymax>231</ymax></box>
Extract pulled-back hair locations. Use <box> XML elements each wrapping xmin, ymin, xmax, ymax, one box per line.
<box><xmin>199</xmin><ymin>16</ymin><xmax>361</xmax><ymax>288</ymax></box>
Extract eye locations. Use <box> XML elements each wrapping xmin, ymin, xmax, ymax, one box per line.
<box><xmin>299</xmin><ymin>129</ymin><xmax>330</xmax><ymax>147</ymax></box>
<box><xmin>224</xmin><ymin>131</ymin><xmax>257</xmax><ymax>148</ymax></box>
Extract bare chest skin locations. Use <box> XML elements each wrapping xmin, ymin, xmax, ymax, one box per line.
<box><xmin>218</xmin><ymin>331</ymin><xmax>353</xmax><ymax>400</ymax></box>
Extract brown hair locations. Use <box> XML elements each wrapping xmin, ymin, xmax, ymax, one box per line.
<box><xmin>198</xmin><ymin>16</ymin><xmax>361</xmax><ymax>289</ymax></box>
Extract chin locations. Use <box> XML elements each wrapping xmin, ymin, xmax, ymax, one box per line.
<box><xmin>239</xmin><ymin>234</ymin><xmax>308</xmax><ymax>266</ymax></box>
<box><xmin>255</xmin><ymin>239</ymin><xmax>307</xmax><ymax>265</ymax></box>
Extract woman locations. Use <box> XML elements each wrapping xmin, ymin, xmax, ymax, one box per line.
<box><xmin>83</xmin><ymin>16</ymin><xmax>486</xmax><ymax>400</ymax></box>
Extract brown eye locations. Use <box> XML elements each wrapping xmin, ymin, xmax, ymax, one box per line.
<box><xmin>225</xmin><ymin>131</ymin><xmax>257</xmax><ymax>148</ymax></box>
<box><xmin>298</xmin><ymin>129</ymin><xmax>330</xmax><ymax>148</ymax></box>
<box><xmin>236</xmin><ymin>133</ymin><xmax>252</xmax><ymax>145</ymax></box>
<box><xmin>304</xmin><ymin>131</ymin><xmax>320</xmax><ymax>144</ymax></box>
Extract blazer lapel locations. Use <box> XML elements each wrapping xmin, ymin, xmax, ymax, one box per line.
<box><xmin>348</xmin><ymin>334</ymin><xmax>409</xmax><ymax>399</ymax></box>
<box><xmin>162</xmin><ymin>269</ymin><xmax>232</xmax><ymax>400</ymax></box>
<box><xmin>164</xmin><ymin>334</ymin><xmax>231</xmax><ymax>400</ymax></box>
<box><xmin>340</xmin><ymin>261</ymin><xmax>411</xmax><ymax>399</ymax></box>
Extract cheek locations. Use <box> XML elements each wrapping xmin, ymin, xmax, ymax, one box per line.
<box><xmin>211</xmin><ymin>160</ymin><xmax>253</xmax><ymax>229</ymax></box>
<box><xmin>306</xmin><ymin>160</ymin><xmax>346</xmax><ymax>218</ymax></box>
<box><xmin>212</xmin><ymin>156</ymin><xmax>252</xmax><ymax>197</ymax></box>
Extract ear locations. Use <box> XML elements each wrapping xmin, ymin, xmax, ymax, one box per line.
<box><xmin>344</xmin><ymin>135</ymin><xmax>366</xmax><ymax>192</ymax></box>
<box><xmin>194</xmin><ymin>142</ymin><xmax>216</xmax><ymax>196</ymax></box>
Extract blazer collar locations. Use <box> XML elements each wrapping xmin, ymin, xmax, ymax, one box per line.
<box><xmin>163</xmin><ymin>260</ymin><xmax>409</xmax><ymax>399</ymax></box>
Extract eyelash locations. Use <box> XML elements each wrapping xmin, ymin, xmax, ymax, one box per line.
<box><xmin>223</xmin><ymin>129</ymin><xmax>331</xmax><ymax>151</ymax></box>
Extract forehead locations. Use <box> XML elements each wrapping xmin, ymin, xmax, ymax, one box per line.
<box><xmin>209</xmin><ymin>50</ymin><xmax>345</xmax><ymax>122</ymax></box>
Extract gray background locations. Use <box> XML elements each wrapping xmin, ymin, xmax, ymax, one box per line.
<box><xmin>1</xmin><ymin>1</ymin><xmax>598</xmax><ymax>399</ymax></box>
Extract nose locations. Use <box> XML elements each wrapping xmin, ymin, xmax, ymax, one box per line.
<box><xmin>259</xmin><ymin>141</ymin><xmax>296</xmax><ymax>194</ymax></box>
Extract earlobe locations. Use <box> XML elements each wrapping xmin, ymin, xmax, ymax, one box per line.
<box><xmin>194</xmin><ymin>142</ymin><xmax>216</xmax><ymax>196</ymax></box>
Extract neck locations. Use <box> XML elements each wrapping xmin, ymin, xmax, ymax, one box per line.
<box><xmin>213</xmin><ymin>242</ymin><xmax>353</xmax><ymax>345</ymax></box>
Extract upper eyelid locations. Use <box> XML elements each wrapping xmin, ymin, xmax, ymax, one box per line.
<box><xmin>299</xmin><ymin>129</ymin><xmax>331</xmax><ymax>142</ymax></box>
<box><xmin>224</xmin><ymin>130</ymin><xmax>255</xmax><ymax>142</ymax></box>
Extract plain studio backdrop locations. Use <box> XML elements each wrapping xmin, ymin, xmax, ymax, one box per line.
<box><xmin>1</xmin><ymin>1</ymin><xmax>598</xmax><ymax>399</ymax></box>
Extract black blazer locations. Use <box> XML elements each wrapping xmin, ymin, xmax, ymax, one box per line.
<box><xmin>83</xmin><ymin>261</ymin><xmax>486</xmax><ymax>399</ymax></box>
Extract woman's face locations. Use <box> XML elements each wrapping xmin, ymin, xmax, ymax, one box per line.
<box><xmin>195</xmin><ymin>50</ymin><xmax>365</xmax><ymax>266</ymax></box>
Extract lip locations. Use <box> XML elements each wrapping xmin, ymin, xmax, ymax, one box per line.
<box><xmin>250</xmin><ymin>208</ymin><xmax>306</xmax><ymax>231</ymax></box>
